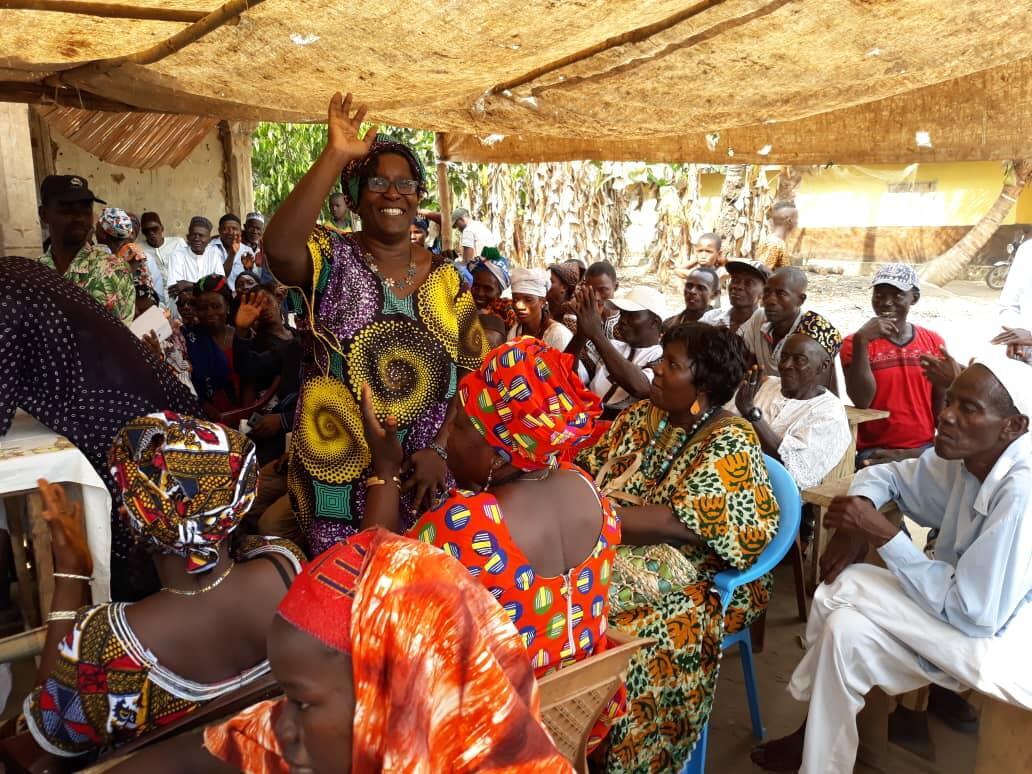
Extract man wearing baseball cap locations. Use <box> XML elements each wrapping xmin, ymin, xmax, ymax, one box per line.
<box><xmin>569</xmin><ymin>284</ymin><xmax>666</xmax><ymax>419</ymax></box>
<box><xmin>841</xmin><ymin>263</ymin><xmax>946</xmax><ymax>467</ymax></box>
<box><xmin>37</xmin><ymin>174</ymin><xmax>135</xmax><ymax>323</ymax></box>
<box><xmin>701</xmin><ymin>259</ymin><xmax>769</xmax><ymax>334</ymax></box>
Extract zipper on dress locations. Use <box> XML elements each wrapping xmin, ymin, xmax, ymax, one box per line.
<box><xmin>564</xmin><ymin>569</ymin><xmax>575</xmax><ymax>659</ymax></box>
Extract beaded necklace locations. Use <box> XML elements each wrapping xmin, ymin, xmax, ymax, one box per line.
<box><xmin>642</xmin><ymin>407</ymin><xmax>719</xmax><ymax>483</ymax></box>
<box><xmin>362</xmin><ymin>243</ymin><xmax>417</xmax><ymax>291</ymax></box>
<box><xmin>163</xmin><ymin>561</ymin><xmax>235</xmax><ymax>596</ymax></box>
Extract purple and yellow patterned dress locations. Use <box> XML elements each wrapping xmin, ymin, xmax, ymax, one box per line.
<box><xmin>288</xmin><ymin>227</ymin><xmax>486</xmax><ymax>554</ymax></box>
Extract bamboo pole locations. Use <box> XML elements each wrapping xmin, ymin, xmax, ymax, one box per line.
<box><xmin>489</xmin><ymin>0</ymin><xmax>722</xmax><ymax>95</ymax></box>
<box><xmin>434</xmin><ymin>132</ymin><xmax>453</xmax><ymax>253</ymax></box>
<box><xmin>45</xmin><ymin>0</ymin><xmax>266</xmax><ymax>87</ymax></box>
<box><xmin>0</xmin><ymin>0</ymin><xmax>207</xmax><ymax>22</ymax></box>
<box><xmin>0</xmin><ymin>627</ymin><xmax>46</xmax><ymax>663</ymax></box>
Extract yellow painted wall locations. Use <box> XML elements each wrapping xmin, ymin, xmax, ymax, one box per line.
<box><xmin>696</xmin><ymin>163</ymin><xmax>1032</xmax><ymax>229</ymax></box>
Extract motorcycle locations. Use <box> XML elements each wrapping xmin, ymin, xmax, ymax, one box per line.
<box><xmin>986</xmin><ymin>234</ymin><xmax>1026</xmax><ymax>290</ymax></box>
<box><xmin>986</xmin><ymin>253</ymin><xmax>1012</xmax><ymax>290</ymax></box>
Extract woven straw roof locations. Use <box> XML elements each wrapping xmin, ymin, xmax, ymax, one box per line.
<box><xmin>2</xmin><ymin>0</ymin><xmax>1030</xmax><ymax>164</ymax></box>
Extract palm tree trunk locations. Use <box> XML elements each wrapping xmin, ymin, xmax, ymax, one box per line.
<box><xmin>775</xmin><ymin>165</ymin><xmax>805</xmax><ymax>204</ymax></box>
<box><xmin>647</xmin><ymin>165</ymin><xmax>703</xmax><ymax>281</ymax></box>
<box><xmin>717</xmin><ymin>164</ymin><xmax>748</xmax><ymax>258</ymax></box>
<box><xmin>921</xmin><ymin>160</ymin><xmax>1032</xmax><ymax>287</ymax></box>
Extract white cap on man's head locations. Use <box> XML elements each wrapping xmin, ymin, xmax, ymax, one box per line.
<box><xmin>972</xmin><ymin>353</ymin><xmax>1032</xmax><ymax>419</ymax></box>
<box><xmin>612</xmin><ymin>286</ymin><xmax>669</xmax><ymax>321</ymax></box>
<box><xmin>872</xmin><ymin>263</ymin><xmax>920</xmax><ymax>292</ymax></box>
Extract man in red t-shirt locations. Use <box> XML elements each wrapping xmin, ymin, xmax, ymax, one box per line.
<box><xmin>841</xmin><ymin>264</ymin><xmax>945</xmax><ymax>468</ymax></box>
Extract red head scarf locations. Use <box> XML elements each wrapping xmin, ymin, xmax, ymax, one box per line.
<box><xmin>460</xmin><ymin>337</ymin><xmax>601</xmax><ymax>471</ymax></box>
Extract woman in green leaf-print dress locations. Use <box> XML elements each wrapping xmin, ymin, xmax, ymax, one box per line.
<box><xmin>578</xmin><ymin>323</ymin><xmax>779</xmax><ymax>773</ymax></box>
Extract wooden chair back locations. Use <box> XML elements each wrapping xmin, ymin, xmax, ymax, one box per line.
<box><xmin>537</xmin><ymin>628</ymin><xmax>650</xmax><ymax>773</ymax></box>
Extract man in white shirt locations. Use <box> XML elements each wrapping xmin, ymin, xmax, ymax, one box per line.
<box><xmin>166</xmin><ymin>216</ymin><xmax>224</xmax><ymax>286</ymax></box>
<box><xmin>734</xmin><ymin>326</ymin><xmax>850</xmax><ymax>489</ymax></box>
<box><xmin>700</xmin><ymin>259</ymin><xmax>768</xmax><ymax>334</ymax></box>
<box><xmin>207</xmin><ymin>213</ymin><xmax>255</xmax><ymax>287</ymax></box>
<box><xmin>753</xmin><ymin>354</ymin><xmax>1032</xmax><ymax>774</ymax></box>
<box><xmin>138</xmin><ymin>211</ymin><xmax>187</xmax><ymax>304</ymax></box>
<box><xmin>452</xmin><ymin>207</ymin><xmax>499</xmax><ymax>263</ymax></box>
<box><xmin>568</xmin><ymin>285</ymin><xmax>666</xmax><ymax>418</ymax></box>
<box><xmin>992</xmin><ymin>236</ymin><xmax>1032</xmax><ymax>355</ymax></box>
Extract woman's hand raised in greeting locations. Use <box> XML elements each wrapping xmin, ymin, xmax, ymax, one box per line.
<box><xmin>327</xmin><ymin>92</ymin><xmax>379</xmax><ymax>161</ymax></box>
<box><xmin>234</xmin><ymin>291</ymin><xmax>265</xmax><ymax>330</ymax></box>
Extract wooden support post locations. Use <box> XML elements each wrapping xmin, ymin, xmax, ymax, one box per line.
<box><xmin>4</xmin><ymin>497</ymin><xmax>39</xmax><ymax>629</ymax></box>
<box><xmin>0</xmin><ymin>104</ymin><xmax>44</xmax><ymax>257</ymax></box>
<box><xmin>220</xmin><ymin>120</ymin><xmax>257</xmax><ymax>218</ymax></box>
<box><xmin>434</xmin><ymin>132</ymin><xmax>452</xmax><ymax>252</ymax></box>
<box><xmin>27</xmin><ymin>492</ymin><xmax>54</xmax><ymax>621</ymax></box>
<box><xmin>0</xmin><ymin>0</ymin><xmax>209</xmax><ymax>23</ymax></box>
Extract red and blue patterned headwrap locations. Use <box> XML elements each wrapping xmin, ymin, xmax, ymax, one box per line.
<box><xmin>460</xmin><ymin>337</ymin><xmax>601</xmax><ymax>471</ymax></box>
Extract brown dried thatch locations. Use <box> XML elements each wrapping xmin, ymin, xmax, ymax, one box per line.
<box><xmin>35</xmin><ymin>105</ymin><xmax>217</xmax><ymax>168</ymax></box>
<box><xmin>1</xmin><ymin>0</ymin><xmax>1030</xmax><ymax>163</ymax></box>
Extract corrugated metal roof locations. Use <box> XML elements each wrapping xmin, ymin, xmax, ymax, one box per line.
<box><xmin>37</xmin><ymin>105</ymin><xmax>217</xmax><ymax>169</ymax></box>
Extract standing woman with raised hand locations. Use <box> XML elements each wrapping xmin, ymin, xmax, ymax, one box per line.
<box><xmin>262</xmin><ymin>92</ymin><xmax>487</xmax><ymax>554</ymax></box>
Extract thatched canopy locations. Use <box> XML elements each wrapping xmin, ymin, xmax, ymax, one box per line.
<box><xmin>2</xmin><ymin>0</ymin><xmax>1030</xmax><ymax>163</ymax></box>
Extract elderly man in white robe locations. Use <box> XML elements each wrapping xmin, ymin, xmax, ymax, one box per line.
<box><xmin>753</xmin><ymin>354</ymin><xmax>1032</xmax><ymax>774</ymax></box>
<box><xmin>734</xmin><ymin>324</ymin><xmax>851</xmax><ymax>490</ymax></box>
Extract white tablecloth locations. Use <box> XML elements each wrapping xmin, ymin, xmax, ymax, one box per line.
<box><xmin>0</xmin><ymin>412</ymin><xmax>111</xmax><ymax>602</ymax></box>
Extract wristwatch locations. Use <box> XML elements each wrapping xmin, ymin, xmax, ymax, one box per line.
<box><xmin>744</xmin><ymin>407</ymin><xmax>763</xmax><ymax>423</ymax></box>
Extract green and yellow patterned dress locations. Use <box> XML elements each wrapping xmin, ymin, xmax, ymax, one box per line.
<box><xmin>577</xmin><ymin>401</ymin><xmax>779</xmax><ymax>773</ymax></box>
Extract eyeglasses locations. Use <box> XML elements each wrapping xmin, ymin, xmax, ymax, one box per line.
<box><xmin>366</xmin><ymin>176</ymin><xmax>420</xmax><ymax>195</ymax></box>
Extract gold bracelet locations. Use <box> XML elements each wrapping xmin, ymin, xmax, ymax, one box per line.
<box><xmin>54</xmin><ymin>573</ymin><xmax>92</xmax><ymax>582</ymax></box>
<box><xmin>366</xmin><ymin>476</ymin><xmax>387</xmax><ymax>487</ymax></box>
<box><xmin>47</xmin><ymin>611</ymin><xmax>77</xmax><ymax>623</ymax></box>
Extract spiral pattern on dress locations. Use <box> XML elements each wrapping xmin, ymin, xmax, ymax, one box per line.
<box><xmin>348</xmin><ymin>321</ymin><xmax>449</xmax><ymax>425</ymax></box>
<box><xmin>417</xmin><ymin>268</ymin><xmax>461</xmax><ymax>359</ymax></box>
<box><xmin>294</xmin><ymin>375</ymin><xmax>370</xmax><ymax>483</ymax></box>
<box><xmin>457</xmin><ymin>292</ymin><xmax>489</xmax><ymax>365</ymax></box>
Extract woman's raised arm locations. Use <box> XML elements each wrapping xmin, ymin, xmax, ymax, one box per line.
<box><xmin>263</xmin><ymin>92</ymin><xmax>378</xmax><ymax>287</ymax></box>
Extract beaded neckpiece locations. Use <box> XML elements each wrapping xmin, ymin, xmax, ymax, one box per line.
<box><xmin>642</xmin><ymin>407</ymin><xmax>719</xmax><ymax>482</ymax></box>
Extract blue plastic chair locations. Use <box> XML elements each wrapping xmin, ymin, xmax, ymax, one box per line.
<box><xmin>680</xmin><ymin>454</ymin><xmax>803</xmax><ymax>774</ymax></box>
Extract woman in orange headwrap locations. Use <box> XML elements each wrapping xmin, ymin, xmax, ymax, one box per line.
<box><xmin>179</xmin><ymin>529</ymin><xmax>571</xmax><ymax>773</ymax></box>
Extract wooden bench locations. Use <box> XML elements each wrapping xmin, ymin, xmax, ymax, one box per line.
<box><xmin>975</xmin><ymin>697</ymin><xmax>1032</xmax><ymax>773</ymax></box>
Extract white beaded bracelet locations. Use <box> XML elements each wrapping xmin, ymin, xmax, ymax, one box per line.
<box><xmin>54</xmin><ymin>573</ymin><xmax>92</xmax><ymax>582</ymax></box>
<box><xmin>46</xmin><ymin>611</ymin><xmax>77</xmax><ymax>623</ymax></box>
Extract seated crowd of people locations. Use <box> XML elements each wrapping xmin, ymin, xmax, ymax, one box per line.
<box><xmin>1</xmin><ymin>92</ymin><xmax>1029</xmax><ymax>774</ymax></box>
